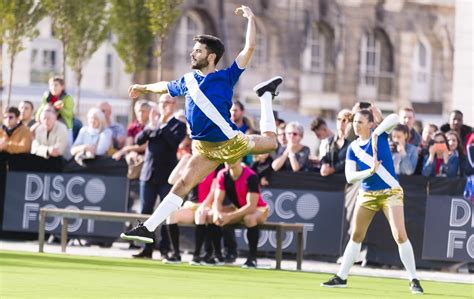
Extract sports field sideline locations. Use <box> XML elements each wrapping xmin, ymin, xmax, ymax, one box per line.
<box><xmin>1</xmin><ymin>250</ymin><xmax>472</xmax><ymax>299</ymax></box>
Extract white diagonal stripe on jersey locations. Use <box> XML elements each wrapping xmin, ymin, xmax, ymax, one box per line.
<box><xmin>350</xmin><ymin>143</ymin><xmax>400</xmax><ymax>188</ymax></box>
<box><xmin>184</xmin><ymin>73</ymin><xmax>238</xmax><ymax>140</ymax></box>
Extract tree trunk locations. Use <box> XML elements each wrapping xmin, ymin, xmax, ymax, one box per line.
<box><xmin>61</xmin><ymin>38</ymin><xmax>67</xmax><ymax>83</ymax></box>
<box><xmin>156</xmin><ymin>37</ymin><xmax>163</xmax><ymax>82</ymax></box>
<box><xmin>129</xmin><ymin>72</ymin><xmax>138</xmax><ymax>122</ymax></box>
<box><xmin>7</xmin><ymin>51</ymin><xmax>16</xmax><ymax>107</ymax></box>
<box><xmin>75</xmin><ymin>69</ymin><xmax>82</xmax><ymax>118</ymax></box>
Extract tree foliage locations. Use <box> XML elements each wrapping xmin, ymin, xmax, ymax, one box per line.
<box><xmin>109</xmin><ymin>0</ymin><xmax>154</xmax><ymax>82</ymax></box>
<box><xmin>1</xmin><ymin>0</ymin><xmax>44</xmax><ymax>105</ymax></box>
<box><xmin>144</xmin><ymin>0</ymin><xmax>182</xmax><ymax>81</ymax></box>
<box><xmin>64</xmin><ymin>0</ymin><xmax>109</xmax><ymax>114</ymax></box>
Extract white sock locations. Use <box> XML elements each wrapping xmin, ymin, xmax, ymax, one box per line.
<box><xmin>337</xmin><ymin>240</ymin><xmax>361</xmax><ymax>280</ymax></box>
<box><xmin>143</xmin><ymin>193</ymin><xmax>183</xmax><ymax>232</ymax></box>
<box><xmin>398</xmin><ymin>240</ymin><xmax>417</xmax><ymax>280</ymax></box>
<box><xmin>259</xmin><ymin>92</ymin><xmax>276</xmax><ymax>134</ymax></box>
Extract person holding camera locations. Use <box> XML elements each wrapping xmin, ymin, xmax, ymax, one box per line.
<box><xmin>421</xmin><ymin>131</ymin><xmax>460</xmax><ymax>177</ymax></box>
<box><xmin>389</xmin><ymin>124</ymin><xmax>418</xmax><ymax>175</ymax></box>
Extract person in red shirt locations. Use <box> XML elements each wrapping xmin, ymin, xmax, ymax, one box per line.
<box><xmin>213</xmin><ymin>158</ymin><xmax>269</xmax><ymax>268</ymax></box>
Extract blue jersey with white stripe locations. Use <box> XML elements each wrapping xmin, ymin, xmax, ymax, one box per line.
<box><xmin>167</xmin><ymin>61</ymin><xmax>244</xmax><ymax>142</ymax></box>
<box><xmin>346</xmin><ymin>132</ymin><xmax>400</xmax><ymax>191</ymax></box>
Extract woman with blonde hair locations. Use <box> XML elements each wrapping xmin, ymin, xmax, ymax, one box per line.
<box><xmin>71</xmin><ymin>107</ymin><xmax>112</xmax><ymax>165</ymax></box>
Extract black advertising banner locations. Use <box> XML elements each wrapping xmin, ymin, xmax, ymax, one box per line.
<box><xmin>2</xmin><ymin>172</ymin><xmax>128</xmax><ymax>237</ymax></box>
<box><xmin>236</xmin><ymin>188</ymin><xmax>346</xmax><ymax>256</ymax></box>
<box><xmin>422</xmin><ymin>196</ymin><xmax>473</xmax><ymax>262</ymax></box>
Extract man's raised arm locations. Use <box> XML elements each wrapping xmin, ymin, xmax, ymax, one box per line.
<box><xmin>128</xmin><ymin>82</ymin><xmax>169</xmax><ymax>99</ymax></box>
<box><xmin>235</xmin><ymin>5</ymin><xmax>256</xmax><ymax>68</ymax></box>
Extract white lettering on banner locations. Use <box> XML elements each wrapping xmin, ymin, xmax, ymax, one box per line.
<box><xmin>446</xmin><ymin>198</ymin><xmax>473</xmax><ymax>259</ymax></box>
<box><xmin>51</xmin><ymin>176</ymin><xmax>65</xmax><ymax>202</ymax></box>
<box><xmin>449</xmin><ymin>198</ymin><xmax>472</xmax><ymax>227</ymax></box>
<box><xmin>22</xmin><ymin>203</ymin><xmax>39</xmax><ymax>229</ymax></box>
<box><xmin>66</xmin><ymin>177</ymin><xmax>85</xmax><ymax>203</ymax></box>
<box><xmin>20</xmin><ymin>174</ymin><xmax>108</xmax><ymax>234</ymax></box>
<box><xmin>261</xmin><ymin>190</ymin><xmax>274</xmax><ymax>216</ymax></box>
<box><xmin>25</xmin><ymin>174</ymin><xmax>42</xmax><ymax>201</ymax></box>
<box><xmin>275</xmin><ymin>191</ymin><xmax>296</xmax><ymax>219</ymax></box>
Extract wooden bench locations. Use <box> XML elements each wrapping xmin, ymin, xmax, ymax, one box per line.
<box><xmin>38</xmin><ymin>208</ymin><xmax>305</xmax><ymax>270</ymax></box>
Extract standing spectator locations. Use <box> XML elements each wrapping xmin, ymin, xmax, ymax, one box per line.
<box><xmin>399</xmin><ymin>107</ymin><xmax>421</xmax><ymax>146</ymax></box>
<box><xmin>422</xmin><ymin>131</ymin><xmax>460</xmax><ymax>177</ymax></box>
<box><xmin>415</xmin><ymin>123</ymin><xmax>438</xmax><ymax>174</ymax></box>
<box><xmin>320</xmin><ymin>109</ymin><xmax>352</xmax><ymax>177</ymax></box>
<box><xmin>441</xmin><ymin>110</ymin><xmax>473</xmax><ymax>148</ymax></box>
<box><xmin>132</xmin><ymin>94</ymin><xmax>186</xmax><ymax>259</ymax></box>
<box><xmin>272</xmin><ymin>122</ymin><xmax>287</xmax><ymax>160</ymax></box>
<box><xmin>36</xmin><ymin>76</ymin><xmax>74</xmax><ymax>143</ymax></box>
<box><xmin>213</xmin><ymin>159</ymin><xmax>269</xmax><ymax>268</ymax></box>
<box><xmin>446</xmin><ymin>130</ymin><xmax>467</xmax><ymax>176</ymax></box>
<box><xmin>30</xmin><ymin>107</ymin><xmax>69</xmax><ymax>172</ymax></box>
<box><xmin>251</xmin><ymin>152</ymin><xmax>273</xmax><ymax>186</ymax></box>
<box><xmin>18</xmin><ymin>100</ymin><xmax>36</xmax><ymax>128</ymax></box>
<box><xmin>390</xmin><ymin>124</ymin><xmax>418</xmax><ymax>175</ymax></box>
<box><xmin>98</xmin><ymin>101</ymin><xmax>126</xmax><ymax>151</ymax></box>
<box><xmin>71</xmin><ymin>108</ymin><xmax>112</xmax><ymax>166</ymax></box>
<box><xmin>0</xmin><ymin>107</ymin><xmax>32</xmax><ymax>154</ymax></box>
<box><xmin>272</xmin><ymin>121</ymin><xmax>310</xmax><ymax>172</ymax></box>
<box><xmin>310</xmin><ymin>117</ymin><xmax>334</xmax><ymax>161</ymax></box>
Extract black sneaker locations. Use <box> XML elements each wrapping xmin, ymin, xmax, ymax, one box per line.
<box><xmin>132</xmin><ymin>250</ymin><xmax>152</xmax><ymax>259</ymax></box>
<box><xmin>224</xmin><ymin>253</ymin><xmax>237</xmax><ymax>264</ymax></box>
<box><xmin>201</xmin><ymin>255</ymin><xmax>217</xmax><ymax>266</ymax></box>
<box><xmin>215</xmin><ymin>255</ymin><xmax>225</xmax><ymax>266</ymax></box>
<box><xmin>253</xmin><ymin>76</ymin><xmax>283</xmax><ymax>98</ymax></box>
<box><xmin>409</xmin><ymin>279</ymin><xmax>424</xmax><ymax>295</ymax></box>
<box><xmin>320</xmin><ymin>275</ymin><xmax>347</xmax><ymax>288</ymax></box>
<box><xmin>189</xmin><ymin>256</ymin><xmax>201</xmax><ymax>265</ymax></box>
<box><xmin>163</xmin><ymin>255</ymin><xmax>181</xmax><ymax>264</ymax></box>
<box><xmin>120</xmin><ymin>222</ymin><xmax>154</xmax><ymax>244</ymax></box>
<box><xmin>241</xmin><ymin>258</ymin><xmax>257</xmax><ymax>269</ymax></box>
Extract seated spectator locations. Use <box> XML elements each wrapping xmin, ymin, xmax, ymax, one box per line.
<box><xmin>213</xmin><ymin>159</ymin><xmax>269</xmax><ymax>268</ymax></box>
<box><xmin>422</xmin><ymin>131</ymin><xmax>460</xmax><ymax>178</ymax></box>
<box><xmin>446</xmin><ymin>130</ymin><xmax>467</xmax><ymax>176</ymax></box>
<box><xmin>320</xmin><ymin>109</ymin><xmax>352</xmax><ymax>177</ymax></box>
<box><xmin>399</xmin><ymin>107</ymin><xmax>421</xmax><ymax>146</ymax></box>
<box><xmin>30</xmin><ymin>107</ymin><xmax>69</xmax><ymax>171</ymax></box>
<box><xmin>19</xmin><ymin>100</ymin><xmax>36</xmax><ymax>128</ymax></box>
<box><xmin>310</xmin><ymin>117</ymin><xmax>334</xmax><ymax>161</ymax></box>
<box><xmin>0</xmin><ymin>106</ymin><xmax>32</xmax><ymax>154</ymax></box>
<box><xmin>390</xmin><ymin>124</ymin><xmax>418</xmax><ymax>175</ymax></box>
<box><xmin>36</xmin><ymin>76</ymin><xmax>74</xmax><ymax>143</ymax></box>
<box><xmin>71</xmin><ymin>107</ymin><xmax>112</xmax><ymax>166</ymax></box>
<box><xmin>272</xmin><ymin>121</ymin><xmax>310</xmax><ymax>172</ymax></box>
<box><xmin>441</xmin><ymin>110</ymin><xmax>473</xmax><ymax>148</ymax></box>
<box><xmin>98</xmin><ymin>101</ymin><xmax>126</xmax><ymax>151</ymax></box>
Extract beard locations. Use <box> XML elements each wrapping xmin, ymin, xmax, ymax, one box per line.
<box><xmin>191</xmin><ymin>56</ymin><xmax>209</xmax><ymax>70</ymax></box>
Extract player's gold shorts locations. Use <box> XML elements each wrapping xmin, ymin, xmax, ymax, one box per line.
<box><xmin>192</xmin><ymin>132</ymin><xmax>252</xmax><ymax>164</ymax></box>
<box><xmin>356</xmin><ymin>187</ymin><xmax>404</xmax><ymax>212</ymax></box>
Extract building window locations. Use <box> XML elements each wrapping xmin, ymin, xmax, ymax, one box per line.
<box><xmin>357</xmin><ymin>30</ymin><xmax>394</xmax><ymax>101</ymax></box>
<box><xmin>252</xmin><ymin>22</ymin><xmax>268</xmax><ymax>66</ymax></box>
<box><xmin>177</xmin><ymin>12</ymin><xmax>203</xmax><ymax>56</ymax></box>
<box><xmin>30</xmin><ymin>49</ymin><xmax>58</xmax><ymax>83</ymax></box>
<box><xmin>359</xmin><ymin>33</ymin><xmax>380</xmax><ymax>86</ymax></box>
<box><xmin>303</xmin><ymin>25</ymin><xmax>325</xmax><ymax>73</ymax></box>
<box><xmin>105</xmin><ymin>54</ymin><xmax>113</xmax><ymax>88</ymax></box>
<box><xmin>410</xmin><ymin>39</ymin><xmax>432</xmax><ymax>102</ymax></box>
<box><xmin>42</xmin><ymin>50</ymin><xmax>57</xmax><ymax>69</ymax></box>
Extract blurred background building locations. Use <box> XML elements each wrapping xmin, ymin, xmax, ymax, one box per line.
<box><xmin>1</xmin><ymin>0</ymin><xmax>471</xmax><ymax>126</ymax></box>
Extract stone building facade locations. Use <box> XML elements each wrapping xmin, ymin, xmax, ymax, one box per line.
<box><xmin>156</xmin><ymin>0</ymin><xmax>455</xmax><ymax>118</ymax></box>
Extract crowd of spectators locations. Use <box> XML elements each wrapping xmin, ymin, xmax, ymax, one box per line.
<box><xmin>0</xmin><ymin>75</ymin><xmax>472</xmax><ymax>264</ymax></box>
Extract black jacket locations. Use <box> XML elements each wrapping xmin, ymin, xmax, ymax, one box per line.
<box><xmin>137</xmin><ymin>117</ymin><xmax>186</xmax><ymax>183</ymax></box>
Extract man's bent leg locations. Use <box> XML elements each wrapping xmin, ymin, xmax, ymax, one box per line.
<box><xmin>121</xmin><ymin>154</ymin><xmax>219</xmax><ymax>242</ymax></box>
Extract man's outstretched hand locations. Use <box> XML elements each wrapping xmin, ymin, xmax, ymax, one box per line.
<box><xmin>234</xmin><ymin>5</ymin><xmax>254</xmax><ymax>18</ymax></box>
<box><xmin>128</xmin><ymin>84</ymin><xmax>143</xmax><ymax>99</ymax></box>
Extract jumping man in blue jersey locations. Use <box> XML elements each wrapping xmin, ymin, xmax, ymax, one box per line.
<box><xmin>121</xmin><ymin>5</ymin><xmax>283</xmax><ymax>246</ymax></box>
<box><xmin>321</xmin><ymin>110</ymin><xmax>424</xmax><ymax>295</ymax></box>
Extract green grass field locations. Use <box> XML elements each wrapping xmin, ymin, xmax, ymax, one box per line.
<box><xmin>1</xmin><ymin>250</ymin><xmax>472</xmax><ymax>299</ymax></box>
